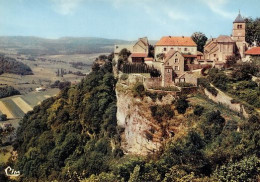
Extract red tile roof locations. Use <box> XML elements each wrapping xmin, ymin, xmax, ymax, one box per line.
<box><xmin>156</xmin><ymin>36</ymin><xmax>197</xmax><ymax>46</ymax></box>
<box><xmin>245</xmin><ymin>47</ymin><xmax>260</xmax><ymax>55</ymax></box>
<box><xmin>130</xmin><ymin>53</ymin><xmax>148</xmax><ymax>58</ymax></box>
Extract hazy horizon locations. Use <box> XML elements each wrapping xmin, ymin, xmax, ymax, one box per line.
<box><xmin>0</xmin><ymin>0</ymin><xmax>259</xmax><ymax>40</ymax></box>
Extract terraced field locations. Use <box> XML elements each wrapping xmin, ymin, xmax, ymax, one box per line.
<box><xmin>0</xmin><ymin>88</ymin><xmax>59</xmax><ymax>119</ymax></box>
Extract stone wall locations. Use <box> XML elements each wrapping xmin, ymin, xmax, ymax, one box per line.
<box><xmin>144</xmin><ymin>77</ymin><xmax>162</xmax><ymax>88</ymax></box>
<box><xmin>204</xmin><ymin>86</ymin><xmax>249</xmax><ymax>118</ymax></box>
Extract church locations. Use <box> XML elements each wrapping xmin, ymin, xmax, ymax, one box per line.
<box><xmin>204</xmin><ymin>11</ymin><xmax>248</xmax><ymax>64</ymax></box>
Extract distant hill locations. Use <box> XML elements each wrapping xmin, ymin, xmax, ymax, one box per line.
<box><xmin>0</xmin><ymin>36</ymin><xmax>133</xmax><ymax>56</ymax></box>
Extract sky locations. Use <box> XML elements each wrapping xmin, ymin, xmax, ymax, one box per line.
<box><xmin>0</xmin><ymin>0</ymin><xmax>259</xmax><ymax>40</ymax></box>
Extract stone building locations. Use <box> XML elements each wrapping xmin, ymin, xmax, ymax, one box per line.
<box><xmin>114</xmin><ymin>37</ymin><xmax>150</xmax><ymax>63</ymax></box>
<box><xmin>161</xmin><ymin>50</ymin><xmax>185</xmax><ymax>86</ymax></box>
<box><xmin>204</xmin><ymin>35</ymin><xmax>236</xmax><ymax>62</ymax></box>
<box><xmin>232</xmin><ymin>12</ymin><xmax>247</xmax><ymax>59</ymax></box>
<box><xmin>130</xmin><ymin>37</ymin><xmax>149</xmax><ymax>63</ymax></box>
<box><xmin>204</xmin><ymin>11</ymin><xmax>248</xmax><ymax>63</ymax></box>
<box><xmin>154</xmin><ymin>36</ymin><xmax>197</xmax><ymax>61</ymax></box>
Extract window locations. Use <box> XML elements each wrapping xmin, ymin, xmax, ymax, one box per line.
<box><xmin>175</xmin><ymin>58</ymin><xmax>178</xmax><ymax>63</ymax></box>
<box><xmin>175</xmin><ymin>66</ymin><xmax>179</xmax><ymax>70</ymax></box>
<box><xmin>167</xmin><ymin>69</ymin><xmax>170</xmax><ymax>73</ymax></box>
<box><xmin>237</xmin><ymin>24</ymin><xmax>242</xmax><ymax>29</ymax></box>
<box><xmin>214</xmin><ymin>54</ymin><xmax>216</xmax><ymax>57</ymax></box>
<box><xmin>184</xmin><ymin>48</ymin><xmax>188</xmax><ymax>51</ymax></box>
<box><xmin>171</xmin><ymin>48</ymin><xmax>173</xmax><ymax>50</ymax></box>
<box><xmin>164</xmin><ymin>48</ymin><xmax>167</xmax><ymax>51</ymax></box>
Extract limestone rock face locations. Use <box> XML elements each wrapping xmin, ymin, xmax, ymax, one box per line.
<box><xmin>116</xmin><ymin>83</ymin><xmax>176</xmax><ymax>155</ymax></box>
<box><xmin>116</xmin><ymin>90</ymin><xmax>159</xmax><ymax>155</ymax></box>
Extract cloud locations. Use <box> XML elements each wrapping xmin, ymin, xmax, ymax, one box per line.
<box><xmin>201</xmin><ymin>0</ymin><xmax>236</xmax><ymax>19</ymax></box>
<box><xmin>50</xmin><ymin>0</ymin><xmax>83</xmax><ymax>15</ymax></box>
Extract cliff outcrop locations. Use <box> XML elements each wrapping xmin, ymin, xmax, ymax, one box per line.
<box><xmin>116</xmin><ymin>82</ymin><xmax>184</xmax><ymax>155</ymax></box>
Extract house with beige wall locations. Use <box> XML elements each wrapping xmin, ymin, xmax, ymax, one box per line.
<box><xmin>154</xmin><ymin>36</ymin><xmax>197</xmax><ymax>61</ymax></box>
<box><xmin>161</xmin><ymin>50</ymin><xmax>185</xmax><ymax>86</ymax></box>
<box><xmin>114</xmin><ymin>37</ymin><xmax>150</xmax><ymax>63</ymax></box>
<box><xmin>130</xmin><ymin>37</ymin><xmax>149</xmax><ymax>63</ymax></box>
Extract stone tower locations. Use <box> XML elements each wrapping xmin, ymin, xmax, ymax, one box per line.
<box><xmin>162</xmin><ymin>66</ymin><xmax>173</xmax><ymax>87</ymax></box>
<box><xmin>232</xmin><ymin>11</ymin><xmax>246</xmax><ymax>42</ymax></box>
<box><xmin>232</xmin><ymin>11</ymin><xmax>247</xmax><ymax>59</ymax></box>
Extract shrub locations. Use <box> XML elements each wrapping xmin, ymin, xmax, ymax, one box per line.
<box><xmin>207</xmin><ymin>86</ymin><xmax>218</xmax><ymax>96</ymax></box>
<box><xmin>208</xmin><ymin>69</ymin><xmax>229</xmax><ymax>91</ymax></box>
<box><xmin>150</xmin><ymin>104</ymin><xmax>174</xmax><ymax>122</ymax></box>
<box><xmin>132</xmin><ymin>82</ymin><xmax>145</xmax><ymax>97</ymax></box>
<box><xmin>0</xmin><ymin>114</ymin><xmax>7</xmax><ymax>121</ymax></box>
<box><xmin>175</xmin><ymin>82</ymin><xmax>194</xmax><ymax>87</ymax></box>
<box><xmin>150</xmin><ymin>68</ymin><xmax>161</xmax><ymax>77</ymax></box>
<box><xmin>120</xmin><ymin>74</ymin><xmax>128</xmax><ymax>81</ymax></box>
<box><xmin>150</xmin><ymin>86</ymin><xmax>179</xmax><ymax>92</ymax></box>
<box><xmin>193</xmin><ymin>105</ymin><xmax>204</xmax><ymax>116</ymax></box>
<box><xmin>198</xmin><ymin>78</ymin><xmax>218</xmax><ymax>96</ymax></box>
<box><xmin>236</xmin><ymin>80</ymin><xmax>258</xmax><ymax>90</ymax></box>
<box><xmin>213</xmin><ymin>155</ymin><xmax>260</xmax><ymax>182</ymax></box>
<box><xmin>175</xmin><ymin>96</ymin><xmax>189</xmax><ymax>114</ymax></box>
<box><xmin>231</xmin><ymin>63</ymin><xmax>259</xmax><ymax>81</ymax></box>
<box><xmin>145</xmin><ymin>132</ymin><xmax>153</xmax><ymax>141</ymax></box>
<box><xmin>230</xmin><ymin>99</ymin><xmax>239</xmax><ymax>104</ymax></box>
<box><xmin>145</xmin><ymin>92</ymin><xmax>158</xmax><ymax>102</ymax></box>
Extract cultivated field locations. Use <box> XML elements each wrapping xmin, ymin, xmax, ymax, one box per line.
<box><xmin>0</xmin><ymin>88</ymin><xmax>59</xmax><ymax>119</ymax></box>
<box><xmin>0</xmin><ymin>52</ymin><xmax>106</xmax><ymax>94</ymax></box>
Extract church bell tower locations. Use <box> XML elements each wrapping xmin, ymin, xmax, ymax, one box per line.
<box><xmin>232</xmin><ymin>10</ymin><xmax>246</xmax><ymax>42</ymax></box>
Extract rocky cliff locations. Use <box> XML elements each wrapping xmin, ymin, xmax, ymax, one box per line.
<box><xmin>116</xmin><ymin>83</ymin><xmax>183</xmax><ymax>155</ymax></box>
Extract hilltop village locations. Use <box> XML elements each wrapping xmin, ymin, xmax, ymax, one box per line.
<box><xmin>114</xmin><ymin>12</ymin><xmax>259</xmax><ymax>87</ymax></box>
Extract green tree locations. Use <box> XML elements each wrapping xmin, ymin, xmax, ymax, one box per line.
<box><xmin>213</xmin><ymin>155</ymin><xmax>260</xmax><ymax>181</ymax></box>
<box><xmin>245</xmin><ymin>17</ymin><xmax>260</xmax><ymax>46</ymax></box>
<box><xmin>191</xmin><ymin>32</ymin><xmax>208</xmax><ymax>52</ymax></box>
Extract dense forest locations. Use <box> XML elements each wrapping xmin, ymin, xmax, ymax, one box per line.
<box><xmin>11</xmin><ymin>60</ymin><xmax>260</xmax><ymax>182</ymax></box>
<box><xmin>0</xmin><ymin>55</ymin><xmax>33</xmax><ymax>75</ymax></box>
<box><xmin>13</xmin><ymin>61</ymin><xmax>120</xmax><ymax>181</ymax></box>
